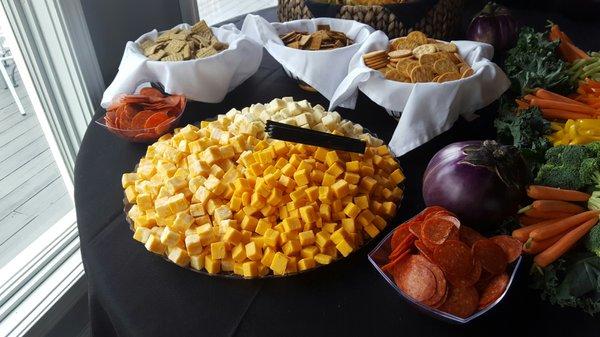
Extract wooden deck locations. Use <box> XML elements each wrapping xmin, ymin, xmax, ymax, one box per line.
<box><xmin>0</xmin><ymin>74</ymin><xmax>72</xmax><ymax>268</ymax></box>
<box><xmin>197</xmin><ymin>0</ymin><xmax>276</xmax><ymax>25</ymax></box>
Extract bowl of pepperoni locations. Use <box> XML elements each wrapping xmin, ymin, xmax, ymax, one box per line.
<box><xmin>368</xmin><ymin>206</ymin><xmax>522</xmax><ymax>324</ymax></box>
<box><xmin>96</xmin><ymin>84</ymin><xmax>186</xmax><ymax>143</ymax></box>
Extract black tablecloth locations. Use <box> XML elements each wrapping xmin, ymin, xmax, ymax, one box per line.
<box><xmin>74</xmin><ymin>6</ymin><xmax>600</xmax><ymax>337</ymax></box>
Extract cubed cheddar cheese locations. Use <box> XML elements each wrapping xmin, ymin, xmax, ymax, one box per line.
<box><xmin>133</xmin><ymin>227</ymin><xmax>151</xmax><ymax>244</ymax></box>
<box><xmin>160</xmin><ymin>226</ymin><xmax>181</xmax><ymax>246</ymax></box>
<box><xmin>270</xmin><ymin>252</ymin><xmax>289</xmax><ymax>275</ymax></box>
<box><xmin>210</xmin><ymin>241</ymin><xmax>227</xmax><ymax>260</ymax></box>
<box><xmin>335</xmin><ymin>239</ymin><xmax>354</xmax><ymax>257</ymax></box>
<box><xmin>298</xmin><ymin>230</ymin><xmax>315</xmax><ymax>246</ymax></box>
<box><xmin>245</xmin><ymin>241</ymin><xmax>262</xmax><ymax>261</ymax></box>
<box><xmin>298</xmin><ymin>257</ymin><xmax>316</xmax><ymax>271</ymax></box>
<box><xmin>331</xmin><ymin>179</ymin><xmax>350</xmax><ymax>198</ymax></box>
<box><xmin>145</xmin><ymin>235</ymin><xmax>166</xmax><ymax>255</ymax></box>
<box><xmin>282</xmin><ymin>239</ymin><xmax>301</xmax><ymax>256</ymax></box>
<box><xmin>314</xmin><ymin>253</ymin><xmax>333</xmax><ymax>265</ymax></box>
<box><xmin>343</xmin><ymin>203</ymin><xmax>361</xmax><ymax>218</ymax></box>
<box><xmin>242</xmin><ymin>261</ymin><xmax>259</xmax><ymax>278</ymax></box>
<box><xmin>204</xmin><ymin>255</ymin><xmax>221</xmax><ymax>274</ymax></box>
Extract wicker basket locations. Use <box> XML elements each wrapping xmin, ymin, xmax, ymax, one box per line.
<box><xmin>277</xmin><ymin>0</ymin><xmax>466</xmax><ymax>40</ymax></box>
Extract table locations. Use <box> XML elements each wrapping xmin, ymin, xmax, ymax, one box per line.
<box><xmin>74</xmin><ymin>6</ymin><xmax>600</xmax><ymax>337</ymax></box>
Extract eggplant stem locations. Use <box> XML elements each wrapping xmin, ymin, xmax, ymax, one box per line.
<box><xmin>518</xmin><ymin>205</ymin><xmax>532</xmax><ymax>214</ymax></box>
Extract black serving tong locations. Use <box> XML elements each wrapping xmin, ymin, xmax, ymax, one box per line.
<box><xmin>265</xmin><ymin>120</ymin><xmax>367</xmax><ymax>154</ymax></box>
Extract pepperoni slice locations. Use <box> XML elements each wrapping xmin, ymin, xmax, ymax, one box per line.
<box><xmin>459</xmin><ymin>225</ymin><xmax>485</xmax><ymax>247</ymax></box>
<box><xmin>409</xmin><ymin>220</ymin><xmax>423</xmax><ymax>238</ymax></box>
<box><xmin>478</xmin><ymin>273</ymin><xmax>509</xmax><ymax>309</ymax></box>
<box><xmin>130</xmin><ymin>110</ymin><xmax>156</xmax><ymax>130</ymax></box>
<box><xmin>144</xmin><ymin>112</ymin><xmax>170</xmax><ymax>129</ymax></box>
<box><xmin>394</xmin><ymin>255</ymin><xmax>437</xmax><ymax>303</ymax></box>
<box><xmin>155</xmin><ymin>117</ymin><xmax>176</xmax><ymax>134</ymax></box>
<box><xmin>421</xmin><ymin>215</ymin><xmax>460</xmax><ymax>245</ymax></box>
<box><xmin>490</xmin><ymin>235</ymin><xmax>523</xmax><ymax>263</ymax></box>
<box><xmin>389</xmin><ymin>234</ymin><xmax>415</xmax><ymax>260</ymax></box>
<box><xmin>414</xmin><ymin>240</ymin><xmax>434</xmax><ymax>261</ymax></box>
<box><xmin>140</xmin><ymin>87</ymin><xmax>165</xmax><ymax>98</ymax></box>
<box><xmin>433</xmin><ymin>240</ymin><xmax>474</xmax><ymax>278</ymax></box>
<box><xmin>421</xmin><ymin>258</ymin><xmax>448</xmax><ymax>307</ymax></box>
<box><xmin>446</xmin><ymin>259</ymin><xmax>482</xmax><ymax>289</ymax></box>
<box><xmin>382</xmin><ymin>249</ymin><xmax>410</xmax><ymax>272</ymax></box>
<box><xmin>472</xmin><ymin>239</ymin><xmax>508</xmax><ymax>275</ymax></box>
<box><xmin>439</xmin><ymin>286</ymin><xmax>479</xmax><ymax>318</ymax></box>
<box><xmin>391</xmin><ymin>224</ymin><xmax>411</xmax><ymax>250</ymax></box>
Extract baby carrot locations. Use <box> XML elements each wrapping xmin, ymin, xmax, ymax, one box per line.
<box><xmin>541</xmin><ymin>108</ymin><xmax>592</xmax><ymax>120</ymax></box>
<box><xmin>512</xmin><ymin>218</ymin><xmax>561</xmax><ymax>242</ymax></box>
<box><xmin>529</xmin><ymin>210</ymin><xmax>599</xmax><ymax>241</ymax></box>
<box><xmin>519</xmin><ymin>215</ymin><xmax>546</xmax><ymax>227</ymax></box>
<box><xmin>531</xmin><ymin>200</ymin><xmax>585</xmax><ymax>214</ymax></box>
<box><xmin>523</xmin><ymin>235</ymin><xmax>562</xmax><ymax>254</ymax></box>
<box><xmin>526</xmin><ymin>185</ymin><xmax>591</xmax><ymax>202</ymax></box>
<box><xmin>534</xmin><ymin>217</ymin><xmax>598</xmax><ymax>267</ymax></box>
<box><xmin>530</xmin><ymin>98</ymin><xmax>598</xmax><ymax>114</ymax></box>
<box><xmin>535</xmin><ymin>89</ymin><xmax>589</xmax><ymax>106</ymax></box>
<box><xmin>523</xmin><ymin>208</ymin><xmax>578</xmax><ymax>219</ymax></box>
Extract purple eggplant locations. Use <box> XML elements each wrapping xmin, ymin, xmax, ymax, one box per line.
<box><xmin>466</xmin><ymin>2</ymin><xmax>518</xmax><ymax>52</ymax></box>
<box><xmin>422</xmin><ymin>140</ymin><xmax>529</xmax><ymax>229</ymax></box>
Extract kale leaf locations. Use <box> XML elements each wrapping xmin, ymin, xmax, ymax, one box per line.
<box><xmin>531</xmin><ymin>251</ymin><xmax>600</xmax><ymax>315</ymax></box>
<box><xmin>495</xmin><ymin>103</ymin><xmax>551</xmax><ymax>176</ymax></box>
<box><xmin>505</xmin><ymin>27</ymin><xmax>576</xmax><ymax>95</ymax></box>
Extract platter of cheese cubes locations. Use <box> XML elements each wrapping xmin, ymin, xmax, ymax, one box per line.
<box><xmin>122</xmin><ymin>97</ymin><xmax>405</xmax><ymax>278</ymax></box>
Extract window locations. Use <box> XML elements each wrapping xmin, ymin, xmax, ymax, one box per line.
<box><xmin>197</xmin><ymin>0</ymin><xmax>277</xmax><ymax>25</ymax></box>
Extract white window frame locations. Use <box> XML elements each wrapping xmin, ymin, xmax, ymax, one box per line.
<box><xmin>0</xmin><ymin>0</ymin><xmax>104</xmax><ymax>335</ymax></box>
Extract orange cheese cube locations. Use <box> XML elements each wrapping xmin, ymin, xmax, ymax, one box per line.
<box><xmin>270</xmin><ymin>252</ymin><xmax>289</xmax><ymax>275</ymax></box>
<box><xmin>205</xmin><ymin>255</ymin><xmax>221</xmax><ymax>274</ymax></box>
<box><xmin>298</xmin><ymin>230</ymin><xmax>315</xmax><ymax>246</ymax></box>
<box><xmin>242</xmin><ymin>261</ymin><xmax>259</xmax><ymax>278</ymax></box>
<box><xmin>261</xmin><ymin>247</ymin><xmax>276</xmax><ymax>267</ymax></box>
<box><xmin>282</xmin><ymin>216</ymin><xmax>302</xmax><ymax>232</ymax></box>
<box><xmin>301</xmin><ymin>245</ymin><xmax>319</xmax><ymax>259</ymax></box>
<box><xmin>223</xmin><ymin>227</ymin><xmax>243</xmax><ymax>245</ymax></box>
<box><xmin>245</xmin><ymin>241</ymin><xmax>262</xmax><ymax>261</ymax></box>
<box><xmin>331</xmin><ymin>179</ymin><xmax>350</xmax><ymax>198</ymax></box>
<box><xmin>210</xmin><ymin>241</ymin><xmax>227</xmax><ymax>260</ymax></box>
<box><xmin>298</xmin><ymin>257</ymin><xmax>316</xmax><ymax>271</ymax></box>
<box><xmin>343</xmin><ymin>202</ymin><xmax>361</xmax><ymax>218</ymax></box>
<box><xmin>299</xmin><ymin>205</ymin><xmax>318</xmax><ymax>224</ymax></box>
<box><xmin>314</xmin><ymin>253</ymin><xmax>333</xmax><ymax>265</ymax></box>
<box><xmin>282</xmin><ymin>239</ymin><xmax>301</xmax><ymax>256</ymax></box>
<box><xmin>336</xmin><ymin>239</ymin><xmax>353</xmax><ymax>257</ymax></box>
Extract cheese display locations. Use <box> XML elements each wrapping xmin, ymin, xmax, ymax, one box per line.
<box><xmin>122</xmin><ymin>97</ymin><xmax>404</xmax><ymax>277</ymax></box>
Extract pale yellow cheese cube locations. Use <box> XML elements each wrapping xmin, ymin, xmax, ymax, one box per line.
<box><xmin>168</xmin><ymin>247</ymin><xmax>190</xmax><ymax>267</ymax></box>
<box><xmin>190</xmin><ymin>254</ymin><xmax>206</xmax><ymax>270</ymax></box>
<box><xmin>221</xmin><ymin>258</ymin><xmax>234</xmax><ymax>272</ymax></box>
<box><xmin>122</xmin><ymin>173</ymin><xmax>138</xmax><ymax>188</ymax></box>
<box><xmin>185</xmin><ymin>234</ymin><xmax>204</xmax><ymax>255</ymax></box>
<box><xmin>167</xmin><ymin>193</ymin><xmax>189</xmax><ymax>214</ymax></box>
<box><xmin>124</xmin><ymin>185</ymin><xmax>137</xmax><ymax>204</ymax></box>
<box><xmin>160</xmin><ymin>226</ymin><xmax>181</xmax><ymax>246</ymax></box>
<box><xmin>172</xmin><ymin>212</ymin><xmax>194</xmax><ymax>232</ymax></box>
<box><xmin>245</xmin><ymin>241</ymin><xmax>262</xmax><ymax>261</ymax></box>
<box><xmin>213</xmin><ymin>205</ymin><xmax>232</xmax><ymax>223</ymax></box>
<box><xmin>145</xmin><ymin>234</ymin><xmax>166</xmax><ymax>255</ymax></box>
<box><xmin>133</xmin><ymin>227</ymin><xmax>151</xmax><ymax>244</ymax></box>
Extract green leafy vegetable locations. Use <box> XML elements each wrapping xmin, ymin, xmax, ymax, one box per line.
<box><xmin>585</xmin><ymin>224</ymin><xmax>600</xmax><ymax>257</ymax></box>
<box><xmin>534</xmin><ymin>143</ymin><xmax>600</xmax><ymax>190</ymax></box>
<box><xmin>495</xmin><ymin>103</ymin><xmax>551</xmax><ymax>175</ymax></box>
<box><xmin>531</xmin><ymin>251</ymin><xmax>600</xmax><ymax>315</ymax></box>
<box><xmin>505</xmin><ymin>26</ymin><xmax>576</xmax><ymax>95</ymax></box>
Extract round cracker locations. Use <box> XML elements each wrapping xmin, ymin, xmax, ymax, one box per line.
<box><xmin>410</xmin><ymin>65</ymin><xmax>435</xmax><ymax>83</ymax></box>
<box><xmin>437</xmin><ymin>71</ymin><xmax>461</xmax><ymax>82</ymax></box>
<box><xmin>436</xmin><ymin>42</ymin><xmax>458</xmax><ymax>53</ymax></box>
<box><xmin>388</xmin><ymin>49</ymin><xmax>412</xmax><ymax>58</ymax></box>
<box><xmin>419</xmin><ymin>52</ymin><xmax>444</xmax><ymax>66</ymax></box>
<box><xmin>412</xmin><ymin>44</ymin><xmax>437</xmax><ymax>59</ymax></box>
<box><xmin>406</xmin><ymin>31</ymin><xmax>429</xmax><ymax>45</ymax></box>
<box><xmin>391</xmin><ymin>37</ymin><xmax>418</xmax><ymax>51</ymax></box>
<box><xmin>395</xmin><ymin>58</ymin><xmax>416</xmax><ymax>72</ymax></box>
<box><xmin>459</xmin><ymin>63</ymin><xmax>471</xmax><ymax>75</ymax></box>
<box><xmin>433</xmin><ymin>59</ymin><xmax>458</xmax><ymax>75</ymax></box>
<box><xmin>385</xmin><ymin>69</ymin><xmax>409</xmax><ymax>82</ymax></box>
<box><xmin>402</xmin><ymin>60</ymin><xmax>420</xmax><ymax>77</ymax></box>
<box><xmin>363</xmin><ymin>49</ymin><xmax>387</xmax><ymax>60</ymax></box>
<box><xmin>461</xmin><ymin>68</ymin><xmax>475</xmax><ymax>78</ymax></box>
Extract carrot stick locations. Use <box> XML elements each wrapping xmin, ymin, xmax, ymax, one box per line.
<box><xmin>516</xmin><ymin>99</ymin><xmax>530</xmax><ymax>109</ymax></box>
<box><xmin>531</xmin><ymin>200</ymin><xmax>585</xmax><ymax>214</ymax></box>
<box><xmin>529</xmin><ymin>210</ymin><xmax>599</xmax><ymax>241</ymax></box>
<box><xmin>530</xmin><ymin>98</ymin><xmax>598</xmax><ymax>114</ymax></box>
<box><xmin>519</xmin><ymin>215</ymin><xmax>546</xmax><ymax>227</ymax></box>
<box><xmin>512</xmin><ymin>218</ymin><xmax>561</xmax><ymax>242</ymax></box>
<box><xmin>523</xmin><ymin>235</ymin><xmax>562</xmax><ymax>254</ymax></box>
<box><xmin>534</xmin><ymin>217</ymin><xmax>598</xmax><ymax>267</ymax></box>
<box><xmin>541</xmin><ymin>108</ymin><xmax>592</xmax><ymax>120</ymax></box>
<box><xmin>526</xmin><ymin>185</ymin><xmax>591</xmax><ymax>202</ymax></box>
<box><xmin>523</xmin><ymin>208</ymin><xmax>579</xmax><ymax>219</ymax></box>
<box><xmin>535</xmin><ymin>89</ymin><xmax>590</xmax><ymax>106</ymax></box>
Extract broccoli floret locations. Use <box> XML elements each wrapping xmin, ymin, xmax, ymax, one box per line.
<box><xmin>535</xmin><ymin>145</ymin><xmax>598</xmax><ymax>190</ymax></box>
<box><xmin>585</xmin><ymin>141</ymin><xmax>600</xmax><ymax>157</ymax></box>
<box><xmin>585</xmin><ymin>223</ymin><xmax>600</xmax><ymax>257</ymax></box>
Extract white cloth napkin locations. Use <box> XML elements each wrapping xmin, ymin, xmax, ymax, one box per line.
<box><xmin>329</xmin><ymin>32</ymin><xmax>511</xmax><ymax>156</ymax></box>
<box><xmin>101</xmin><ymin>23</ymin><xmax>263</xmax><ymax>108</ymax></box>
<box><xmin>241</xmin><ymin>15</ymin><xmax>374</xmax><ymax>103</ymax></box>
